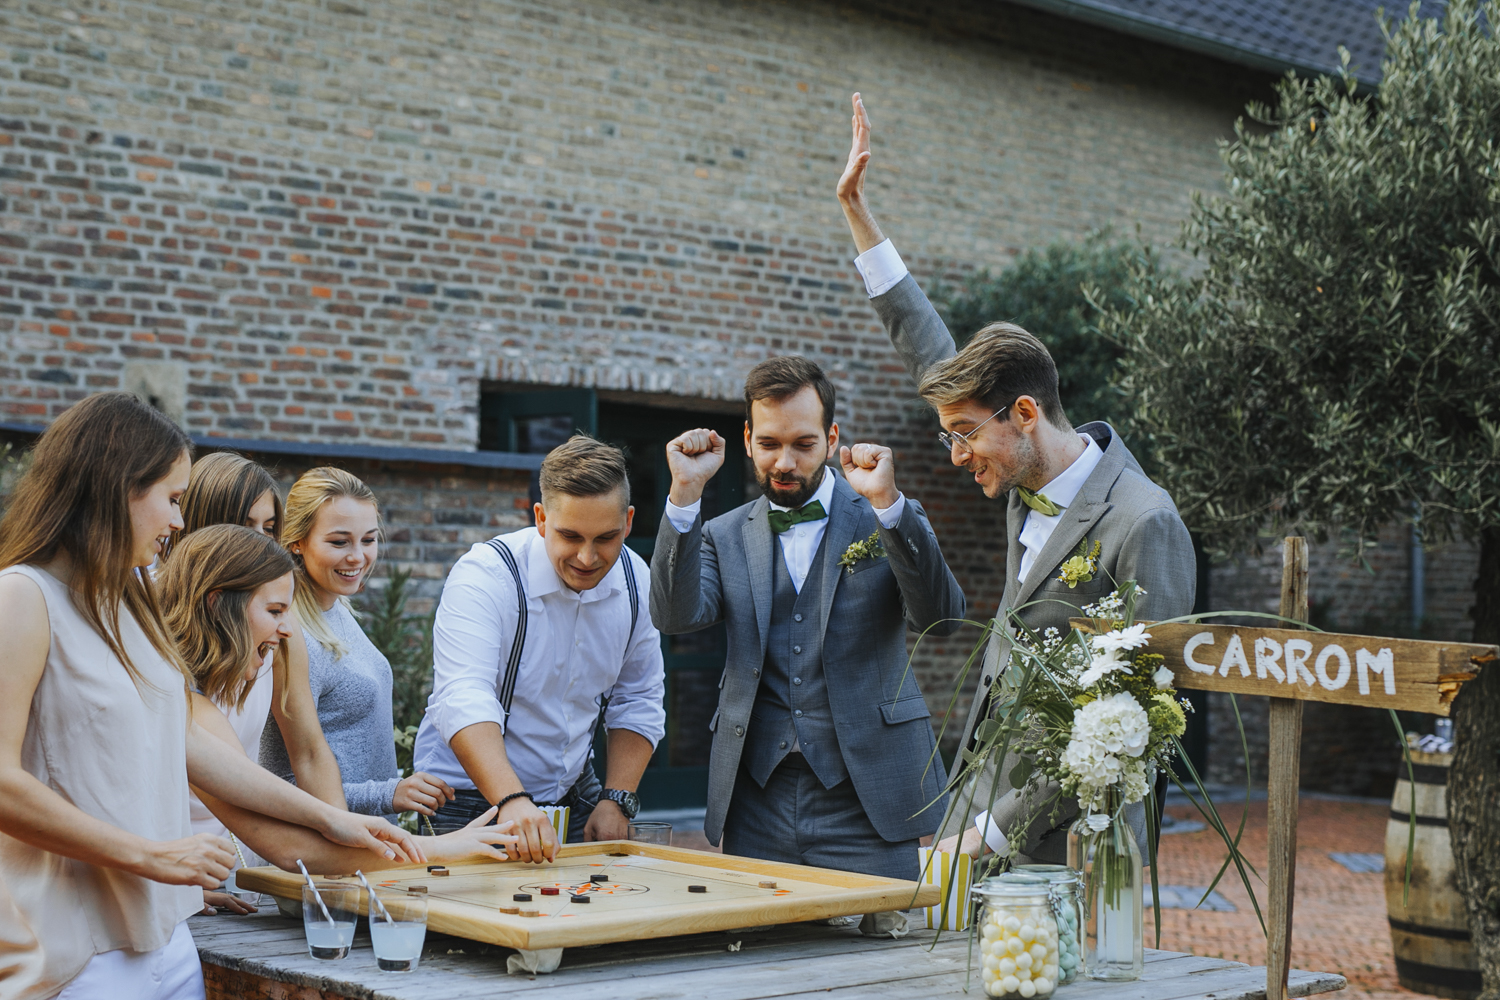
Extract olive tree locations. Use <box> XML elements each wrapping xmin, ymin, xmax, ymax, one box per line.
<box><xmin>1096</xmin><ymin>2</ymin><xmax>1500</xmax><ymax>990</ymax></box>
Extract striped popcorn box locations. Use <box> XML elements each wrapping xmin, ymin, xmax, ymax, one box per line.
<box><xmin>918</xmin><ymin>847</ymin><xmax>973</xmax><ymax>931</ymax></box>
<box><xmin>543</xmin><ymin>806</ymin><xmax>571</xmax><ymax>845</ymax></box>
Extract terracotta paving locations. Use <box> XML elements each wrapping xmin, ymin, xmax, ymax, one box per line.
<box><xmin>1150</xmin><ymin>795</ymin><xmax>1425</xmax><ymax>1000</ymax></box>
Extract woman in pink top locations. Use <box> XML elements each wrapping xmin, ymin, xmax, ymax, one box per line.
<box><xmin>0</xmin><ymin>393</ymin><xmax>424</xmax><ymax>1000</ymax></box>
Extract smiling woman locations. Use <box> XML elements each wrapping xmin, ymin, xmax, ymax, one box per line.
<box><xmin>260</xmin><ymin>468</ymin><xmax>456</xmax><ymax>821</ymax></box>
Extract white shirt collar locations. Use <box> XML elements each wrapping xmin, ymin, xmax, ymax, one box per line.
<box><xmin>1035</xmin><ymin>434</ymin><xmax>1104</xmax><ymax>512</ymax></box>
<box><xmin>768</xmin><ymin>464</ymin><xmax>837</xmax><ymax>514</ymax></box>
<box><xmin>523</xmin><ymin>527</ymin><xmax>626</xmax><ymax>602</ymax></box>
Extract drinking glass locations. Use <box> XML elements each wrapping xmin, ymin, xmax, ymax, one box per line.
<box><xmin>628</xmin><ymin>820</ymin><xmax>672</xmax><ymax>845</ymax></box>
<box><xmin>222</xmin><ymin>871</ymin><xmax>260</xmax><ymax>907</ymax></box>
<box><xmin>368</xmin><ymin>890</ymin><xmax>428</xmax><ymax>973</ymax></box>
<box><xmin>301</xmin><ymin>883</ymin><xmax>359</xmax><ymax>960</ymax></box>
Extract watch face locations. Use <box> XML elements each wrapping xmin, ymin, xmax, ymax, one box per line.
<box><xmin>606</xmin><ymin>789</ymin><xmax>640</xmax><ymax>818</ymax></box>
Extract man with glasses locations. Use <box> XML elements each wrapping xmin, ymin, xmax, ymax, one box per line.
<box><xmin>833</xmin><ymin>93</ymin><xmax>1197</xmax><ymax>864</ymax></box>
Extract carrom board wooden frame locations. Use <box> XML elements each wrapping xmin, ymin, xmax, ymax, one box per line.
<box><xmin>235</xmin><ymin>840</ymin><xmax>942</xmax><ymax>951</ymax></box>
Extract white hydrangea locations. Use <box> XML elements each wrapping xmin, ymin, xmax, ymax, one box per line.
<box><xmin>1061</xmin><ymin>692</ymin><xmax>1153</xmax><ymax>810</ymax></box>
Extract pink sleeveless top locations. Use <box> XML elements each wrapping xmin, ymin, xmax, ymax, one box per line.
<box><xmin>0</xmin><ymin>566</ymin><xmax>200</xmax><ymax>999</ymax></box>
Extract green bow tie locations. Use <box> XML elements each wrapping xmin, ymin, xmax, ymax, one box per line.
<box><xmin>767</xmin><ymin>499</ymin><xmax>827</xmax><ymax>534</ymax></box>
<box><xmin>1017</xmin><ymin>486</ymin><xmax>1062</xmax><ymax>517</ymax></box>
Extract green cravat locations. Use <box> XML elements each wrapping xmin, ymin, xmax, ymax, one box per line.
<box><xmin>767</xmin><ymin>499</ymin><xmax>827</xmax><ymax>534</ymax></box>
<box><xmin>1017</xmin><ymin>486</ymin><xmax>1062</xmax><ymax>517</ymax></box>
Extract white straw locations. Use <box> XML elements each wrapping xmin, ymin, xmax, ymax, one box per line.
<box><xmin>355</xmin><ymin>870</ymin><xmax>394</xmax><ymax>925</ymax></box>
<box><xmin>228</xmin><ymin>833</ymin><xmax>249</xmax><ymax>871</ymax></box>
<box><xmin>296</xmin><ymin>859</ymin><xmax>336</xmax><ymax>926</ymax></box>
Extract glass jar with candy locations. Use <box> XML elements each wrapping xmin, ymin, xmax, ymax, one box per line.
<box><xmin>973</xmin><ymin>875</ymin><xmax>1062</xmax><ymax>998</ymax></box>
<box><xmin>1011</xmin><ymin>864</ymin><xmax>1085</xmax><ymax>984</ymax></box>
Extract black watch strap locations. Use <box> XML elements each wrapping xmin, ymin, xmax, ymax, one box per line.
<box><xmin>602</xmin><ymin>788</ymin><xmax>640</xmax><ymax>819</ymax></box>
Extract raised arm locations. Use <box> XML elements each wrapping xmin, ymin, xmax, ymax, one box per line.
<box><xmin>834</xmin><ymin>92</ymin><xmax>958</xmax><ymax>383</ymax></box>
<box><xmin>650</xmin><ymin>428</ymin><xmax>727</xmax><ymax>634</ymax></box>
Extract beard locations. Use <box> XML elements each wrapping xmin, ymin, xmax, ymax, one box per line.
<box><xmin>975</xmin><ymin>432</ymin><xmax>1041</xmax><ymax>499</ymax></box>
<box><xmin>758</xmin><ymin>456</ymin><xmax>827</xmax><ymax>509</ymax></box>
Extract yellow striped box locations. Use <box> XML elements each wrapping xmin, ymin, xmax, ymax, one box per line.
<box><xmin>919</xmin><ymin>847</ymin><xmax>973</xmax><ymax>931</ymax></box>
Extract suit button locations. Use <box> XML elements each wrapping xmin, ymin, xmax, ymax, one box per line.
<box><xmin>793</xmin><ymin>677</ymin><xmax>802</xmax><ymax>685</ymax></box>
<box><xmin>793</xmin><ymin>645</ymin><xmax>801</xmax><ymax>654</ymax></box>
<box><xmin>794</xmin><ymin>613</ymin><xmax>803</xmax><ymax>622</ymax></box>
<box><xmin>794</xmin><ymin>710</ymin><xmax>803</xmax><ymax>718</ymax></box>
<box><xmin>780</xmin><ymin>741</ymin><xmax>787</xmax><ymax>749</ymax></box>
<box><xmin>753</xmin><ymin>669</ymin><xmax>760</xmax><ymax>677</ymax></box>
<box><xmin>982</xmin><ymin>675</ymin><xmax>991</xmax><ymax>686</ymax></box>
<box><xmin>735</xmin><ymin>725</ymin><xmax>744</xmax><ymax>736</ymax></box>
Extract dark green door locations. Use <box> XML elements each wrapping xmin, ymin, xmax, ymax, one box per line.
<box><xmin>478</xmin><ymin>386</ymin><xmax>746</xmax><ymax>810</ymax></box>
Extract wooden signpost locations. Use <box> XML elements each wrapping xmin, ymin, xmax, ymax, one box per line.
<box><xmin>1082</xmin><ymin>538</ymin><xmax>1495</xmax><ymax>1000</ymax></box>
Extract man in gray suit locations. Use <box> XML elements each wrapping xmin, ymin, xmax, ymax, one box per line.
<box><xmin>833</xmin><ymin>93</ymin><xmax>1197</xmax><ymax>864</ymax></box>
<box><xmin>650</xmin><ymin>355</ymin><xmax>965</xmax><ymax>882</ymax></box>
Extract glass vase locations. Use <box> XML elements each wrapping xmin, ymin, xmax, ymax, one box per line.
<box><xmin>1066</xmin><ymin>788</ymin><xmax>1144</xmax><ymax>981</ymax></box>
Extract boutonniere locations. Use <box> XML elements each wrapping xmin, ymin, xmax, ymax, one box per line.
<box><xmin>1057</xmin><ymin>538</ymin><xmax>1102</xmax><ymax>588</ymax></box>
<box><xmin>838</xmin><ymin>531</ymin><xmax>887</xmax><ymax>575</ymax></box>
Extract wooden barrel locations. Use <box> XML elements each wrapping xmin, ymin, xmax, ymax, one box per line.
<box><xmin>1384</xmin><ymin>749</ymin><xmax>1481</xmax><ymax>1000</ymax></box>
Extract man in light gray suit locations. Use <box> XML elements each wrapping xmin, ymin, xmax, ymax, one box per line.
<box><xmin>834</xmin><ymin>93</ymin><xmax>1197</xmax><ymax>864</ymax></box>
<box><xmin>650</xmin><ymin>356</ymin><xmax>965</xmax><ymax>883</ymax></box>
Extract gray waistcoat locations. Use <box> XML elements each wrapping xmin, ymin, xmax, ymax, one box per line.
<box><xmin>743</xmin><ymin>535</ymin><xmax>849</xmax><ymax>790</ymax></box>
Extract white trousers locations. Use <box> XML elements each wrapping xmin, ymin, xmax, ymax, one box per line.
<box><xmin>57</xmin><ymin>921</ymin><xmax>203</xmax><ymax>1000</ymax></box>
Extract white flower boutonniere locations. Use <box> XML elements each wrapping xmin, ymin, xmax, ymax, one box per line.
<box><xmin>838</xmin><ymin>531</ymin><xmax>887</xmax><ymax>575</ymax></box>
<box><xmin>1057</xmin><ymin>538</ymin><xmax>1102</xmax><ymax>588</ymax></box>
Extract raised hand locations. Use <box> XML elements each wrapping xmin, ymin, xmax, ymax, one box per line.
<box><xmin>666</xmin><ymin>428</ymin><xmax>726</xmax><ymax>507</ymax></box>
<box><xmin>840</xmin><ymin>443</ymin><xmax>899</xmax><ymax>510</ymax></box>
<box><xmin>836</xmin><ymin>92</ymin><xmax>886</xmax><ymax>254</ymax></box>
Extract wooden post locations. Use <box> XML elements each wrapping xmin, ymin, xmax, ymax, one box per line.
<box><xmin>1266</xmin><ymin>537</ymin><xmax>1308</xmax><ymax>1000</ymax></box>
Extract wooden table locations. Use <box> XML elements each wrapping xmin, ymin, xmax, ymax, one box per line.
<box><xmin>192</xmin><ymin>908</ymin><xmax>1347</xmax><ymax>999</ymax></box>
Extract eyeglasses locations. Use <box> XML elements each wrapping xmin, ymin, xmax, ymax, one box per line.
<box><xmin>937</xmin><ymin>406</ymin><xmax>1007</xmax><ymax>455</ymax></box>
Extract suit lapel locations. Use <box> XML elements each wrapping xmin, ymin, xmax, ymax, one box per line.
<box><xmin>816</xmin><ymin>476</ymin><xmax>860</xmax><ymax>634</ymax></box>
<box><xmin>741</xmin><ymin>497</ymin><xmax>773</xmax><ymax>655</ymax></box>
<box><xmin>1010</xmin><ymin>439</ymin><xmax>1128</xmax><ymax>610</ymax></box>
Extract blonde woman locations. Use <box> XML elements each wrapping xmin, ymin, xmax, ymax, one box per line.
<box><xmin>0</xmin><ymin>393</ymin><xmax>421</xmax><ymax>1000</ymax></box>
<box><xmin>172</xmin><ymin>454</ymin><xmax>345</xmax><ymax>811</ymax></box>
<box><xmin>162</xmin><ymin>526</ymin><xmax>516</xmax><ymax>884</ymax></box>
<box><xmin>259</xmin><ymin>467</ymin><xmax>454</xmax><ymax>819</ymax></box>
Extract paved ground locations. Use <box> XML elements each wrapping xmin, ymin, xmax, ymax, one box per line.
<box><xmin>649</xmin><ymin>794</ymin><xmax>1426</xmax><ymax>1000</ymax></box>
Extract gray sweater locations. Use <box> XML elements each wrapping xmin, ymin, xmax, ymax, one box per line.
<box><xmin>259</xmin><ymin>600</ymin><xmax>400</xmax><ymax>817</ymax></box>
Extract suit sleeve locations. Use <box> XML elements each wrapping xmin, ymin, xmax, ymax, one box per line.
<box><xmin>1115</xmin><ymin>505</ymin><xmax>1198</xmax><ymax>622</ymax></box>
<box><xmin>870</xmin><ymin>273</ymin><xmax>959</xmax><ymax>384</ymax></box>
<box><xmin>649</xmin><ymin>510</ymin><xmax>724</xmax><ymax>635</ymax></box>
<box><xmin>878</xmin><ymin>498</ymin><xmax>965</xmax><ymax>636</ymax></box>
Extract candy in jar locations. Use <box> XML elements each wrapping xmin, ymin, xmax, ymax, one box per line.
<box><xmin>1012</xmin><ymin>864</ymin><xmax>1085</xmax><ymax>984</ymax></box>
<box><xmin>974</xmin><ymin>876</ymin><xmax>1061</xmax><ymax>998</ymax></box>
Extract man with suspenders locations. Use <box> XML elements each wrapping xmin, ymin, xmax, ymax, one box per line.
<box><xmin>415</xmin><ymin>435</ymin><xmax>665</xmax><ymax>862</ymax></box>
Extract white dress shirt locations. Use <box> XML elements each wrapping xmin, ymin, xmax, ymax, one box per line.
<box><xmin>1017</xmin><ymin>434</ymin><xmax>1104</xmax><ymax>585</ymax></box>
<box><xmin>853</xmin><ymin>238</ymin><xmax>911</xmax><ymax>298</ymax></box>
<box><xmin>412</xmin><ymin>527</ymin><xmax>666</xmax><ymax>803</ymax></box>
<box><xmin>665</xmin><ymin>470</ymin><xmax>905</xmax><ymax>592</ymax></box>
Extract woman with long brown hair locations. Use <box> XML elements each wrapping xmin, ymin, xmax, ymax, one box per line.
<box><xmin>160</xmin><ymin>526</ymin><xmax>516</xmax><ymax>895</ymax></box>
<box><xmin>260</xmin><ymin>467</ymin><xmax>454</xmax><ymax>819</ymax></box>
<box><xmin>0</xmin><ymin>393</ymin><xmax>423</xmax><ymax>1000</ymax></box>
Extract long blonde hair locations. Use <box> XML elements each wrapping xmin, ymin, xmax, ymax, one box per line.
<box><xmin>282</xmin><ymin>467</ymin><xmax>379</xmax><ymax>658</ymax></box>
<box><xmin>0</xmin><ymin>392</ymin><xmax>192</xmax><ymax>686</ymax></box>
<box><xmin>158</xmin><ymin>524</ymin><xmax>296</xmax><ymax>710</ymax></box>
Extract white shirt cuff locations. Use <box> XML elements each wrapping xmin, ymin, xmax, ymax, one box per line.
<box><xmin>873</xmin><ymin>492</ymin><xmax>906</xmax><ymax>530</ymax></box>
<box><xmin>973</xmin><ymin>810</ymin><xmax>1010</xmax><ymax>856</ymax></box>
<box><xmin>664</xmin><ymin>498</ymin><xmax>701</xmax><ymax>533</ymax></box>
<box><xmin>852</xmin><ymin>239</ymin><xmax>909</xmax><ymax>299</ymax></box>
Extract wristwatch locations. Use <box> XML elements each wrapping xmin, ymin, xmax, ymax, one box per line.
<box><xmin>601</xmin><ymin>788</ymin><xmax>640</xmax><ymax>819</ymax></box>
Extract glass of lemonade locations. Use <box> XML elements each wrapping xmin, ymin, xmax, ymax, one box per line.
<box><xmin>301</xmin><ymin>883</ymin><xmax>359</xmax><ymax>960</ymax></box>
<box><xmin>369</xmin><ymin>889</ymin><xmax>428</xmax><ymax>973</ymax></box>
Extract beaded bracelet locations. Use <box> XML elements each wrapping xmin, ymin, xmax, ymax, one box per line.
<box><xmin>495</xmin><ymin>790</ymin><xmax>534</xmax><ymax>811</ymax></box>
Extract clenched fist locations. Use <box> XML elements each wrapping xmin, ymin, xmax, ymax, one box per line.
<box><xmin>839</xmin><ymin>443</ymin><xmax>899</xmax><ymax>510</ymax></box>
<box><xmin>667</xmin><ymin>429</ymin><xmax>726</xmax><ymax>507</ymax></box>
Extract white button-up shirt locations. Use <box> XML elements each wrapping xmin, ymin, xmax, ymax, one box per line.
<box><xmin>1017</xmin><ymin>434</ymin><xmax>1104</xmax><ymax>585</ymax></box>
<box><xmin>412</xmin><ymin>527</ymin><xmax>666</xmax><ymax>803</ymax></box>
<box><xmin>665</xmin><ymin>470</ymin><xmax>904</xmax><ymax>593</ymax></box>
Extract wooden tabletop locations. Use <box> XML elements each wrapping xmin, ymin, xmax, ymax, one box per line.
<box><xmin>191</xmin><ymin>909</ymin><xmax>1346</xmax><ymax>1000</ymax></box>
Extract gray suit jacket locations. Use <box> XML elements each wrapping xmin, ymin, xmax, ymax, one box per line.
<box><xmin>650</xmin><ymin>472</ymin><xmax>966</xmax><ymax>846</ymax></box>
<box><xmin>873</xmin><ymin>273</ymin><xmax>1197</xmax><ymax>861</ymax></box>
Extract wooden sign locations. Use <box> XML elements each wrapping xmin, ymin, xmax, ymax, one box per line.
<box><xmin>1070</xmin><ymin>621</ymin><xmax>1495</xmax><ymax>716</ymax></box>
<box><xmin>235</xmin><ymin>840</ymin><xmax>940</xmax><ymax>951</ymax></box>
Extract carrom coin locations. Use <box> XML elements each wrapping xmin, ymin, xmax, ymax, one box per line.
<box><xmin>759</xmin><ymin>881</ymin><xmax>777</xmax><ymax>889</ymax></box>
<box><xmin>570</xmin><ymin>894</ymin><xmax>590</xmax><ymax>903</ymax></box>
<box><xmin>499</xmin><ymin>906</ymin><xmax>520</xmax><ymax>914</ymax></box>
<box><xmin>540</xmin><ymin>887</ymin><xmax>561</xmax><ymax>896</ymax></box>
<box><xmin>688</xmin><ymin>885</ymin><xmax>707</xmax><ymax>893</ymax></box>
<box><xmin>590</xmin><ymin>874</ymin><xmax>609</xmax><ymax>883</ymax></box>
<box><xmin>519</xmin><ymin>908</ymin><xmax>540</xmax><ymax>917</ymax></box>
<box><xmin>407</xmin><ymin>885</ymin><xmax>428</xmax><ymax>894</ymax></box>
<box><xmin>513</xmin><ymin>893</ymin><xmax>532</xmax><ymax>901</ymax></box>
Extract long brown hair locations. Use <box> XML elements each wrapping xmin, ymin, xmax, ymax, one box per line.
<box><xmin>168</xmin><ymin>451</ymin><xmax>283</xmax><ymax>556</ymax></box>
<box><xmin>281</xmin><ymin>466</ymin><xmax>379</xmax><ymax>659</ymax></box>
<box><xmin>158</xmin><ymin>524</ymin><xmax>296</xmax><ymax>710</ymax></box>
<box><xmin>0</xmin><ymin>392</ymin><xmax>192</xmax><ymax>683</ymax></box>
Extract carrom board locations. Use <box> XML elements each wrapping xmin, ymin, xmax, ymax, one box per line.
<box><xmin>235</xmin><ymin>840</ymin><xmax>940</xmax><ymax>950</ymax></box>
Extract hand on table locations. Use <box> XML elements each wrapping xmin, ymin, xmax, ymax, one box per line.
<box><xmin>200</xmin><ymin>890</ymin><xmax>258</xmax><ymax>915</ymax></box>
<box><xmin>840</xmin><ymin>443</ymin><xmax>899</xmax><ymax>510</ymax></box>
<box><xmin>666</xmin><ymin>428</ymin><xmax>726</xmax><ymax>507</ymax></box>
<box><xmin>393</xmin><ymin>771</ymin><xmax>455</xmax><ymax>816</ymax></box>
<box><xmin>583</xmin><ymin>799</ymin><xmax>630</xmax><ymax>843</ymax></box>
<box><xmin>499</xmin><ymin>797</ymin><xmax>558</xmax><ymax>863</ymax></box>
<box><xmin>421</xmin><ymin>806</ymin><xmax>519</xmax><ymax>863</ymax></box>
